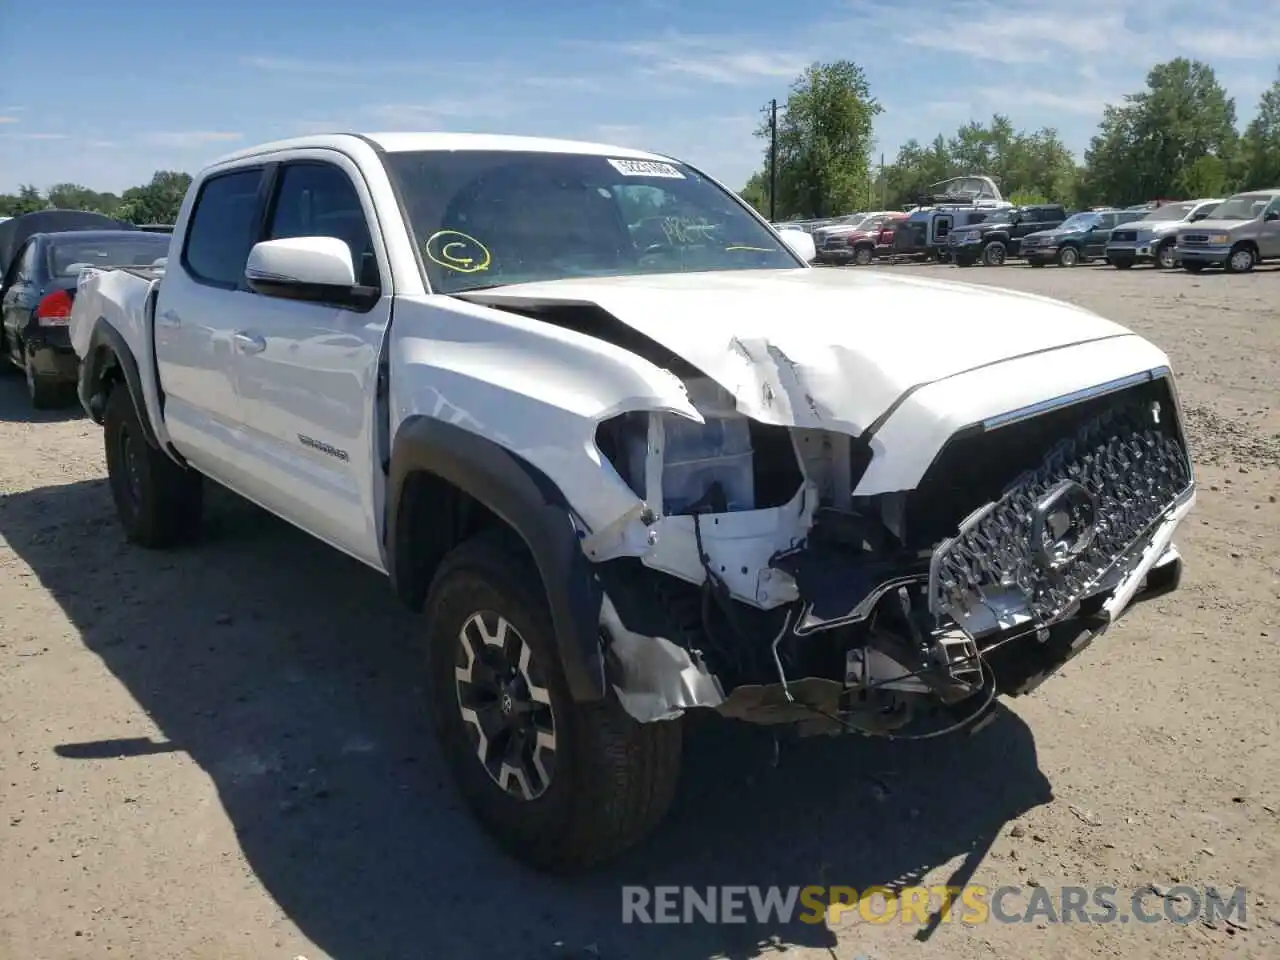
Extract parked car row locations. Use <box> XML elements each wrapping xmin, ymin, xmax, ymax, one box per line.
<box><xmin>786</xmin><ymin>185</ymin><xmax>1280</xmax><ymax>276</ymax></box>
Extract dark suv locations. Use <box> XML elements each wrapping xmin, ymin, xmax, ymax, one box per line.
<box><xmin>948</xmin><ymin>204</ymin><xmax>1068</xmax><ymax>266</ymax></box>
<box><xmin>1020</xmin><ymin>209</ymin><xmax>1148</xmax><ymax>267</ymax></box>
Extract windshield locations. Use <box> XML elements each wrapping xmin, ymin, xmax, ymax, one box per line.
<box><xmin>381</xmin><ymin>150</ymin><xmax>799</xmax><ymax>292</ymax></box>
<box><xmin>46</xmin><ymin>234</ymin><xmax>169</xmax><ymax>276</ymax></box>
<box><xmin>1146</xmin><ymin>202</ymin><xmax>1196</xmax><ymax>222</ymax></box>
<box><xmin>1058</xmin><ymin>212</ymin><xmax>1099</xmax><ymax>231</ymax></box>
<box><xmin>1209</xmin><ymin>194</ymin><xmax>1270</xmax><ymax>220</ymax></box>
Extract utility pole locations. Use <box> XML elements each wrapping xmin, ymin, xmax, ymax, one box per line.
<box><xmin>769</xmin><ymin>98</ymin><xmax>778</xmax><ymax>221</ymax></box>
<box><xmin>880</xmin><ymin>153</ymin><xmax>886</xmax><ymax>209</ymax></box>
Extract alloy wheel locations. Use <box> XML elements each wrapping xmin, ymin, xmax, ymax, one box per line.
<box><xmin>454</xmin><ymin>610</ymin><xmax>557</xmax><ymax>801</ymax></box>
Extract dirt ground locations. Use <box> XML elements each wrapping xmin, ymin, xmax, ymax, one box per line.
<box><xmin>1</xmin><ymin>260</ymin><xmax>1277</xmax><ymax>960</ymax></box>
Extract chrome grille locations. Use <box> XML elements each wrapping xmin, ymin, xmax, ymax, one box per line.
<box><xmin>1182</xmin><ymin>234</ymin><xmax>1209</xmax><ymax>245</ymax></box>
<box><xmin>929</xmin><ymin>401</ymin><xmax>1192</xmax><ymax>627</ymax></box>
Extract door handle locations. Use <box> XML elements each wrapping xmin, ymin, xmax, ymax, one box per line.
<box><xmin>156</xmin><ymin>310</ymin><xmax>181</xmax><ymax>328</ymax></box>
<box><xmin>232</xmin><ymin>330</ymin><xmax>267</xmax><ymax>354</ymax></box>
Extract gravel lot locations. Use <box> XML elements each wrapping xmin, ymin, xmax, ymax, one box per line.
<box><xmin>1</xmin><ymin>261</ymin><xmax>1277</xmax><ymax>960</ymax></box>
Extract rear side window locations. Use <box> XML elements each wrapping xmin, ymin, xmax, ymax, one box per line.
<box><xmin>182</xmin><ymin>169</ymin><xmax>264</xmax><ymax>288</ymax></box>
<box><xmin>265</xmin><ymin>162</ymin><xmax>380</xmax><ymax>288</ymax></box>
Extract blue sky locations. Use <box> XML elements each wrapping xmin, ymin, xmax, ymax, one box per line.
<box><xmin>2</xmin><ymin>0</ymin><xmax>1277</xmax><ymax>195</ymax></box>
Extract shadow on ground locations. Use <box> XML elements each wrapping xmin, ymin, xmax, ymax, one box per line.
<box><xmin>0</xmin><ymin>372</ymin><xmax>84</xmax><ymax>423</ymax></box>
<box><xmin>1</xmin><ymin>477</ymin><xmax>1054</xmax><ymax>960</ymax></box>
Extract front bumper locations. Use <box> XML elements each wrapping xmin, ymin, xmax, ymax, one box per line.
<box><xmin>814</xmin><ymin>247</ymin><xmax>856</xmax><ymax>264</ymax></box>
<box><xmin>1105</xmin><ymin>242</ymin><xmax>1153</xmax><ymax>261</ymax></box>
<box><xmin>1176</xmin><ymin>244</ymin><xmax>1230</xmax><ymax>265</ymax></box>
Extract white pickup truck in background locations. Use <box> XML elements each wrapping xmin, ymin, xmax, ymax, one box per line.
<box><xmin>70</xmin><ymin>132</ymin><xmax>1196</xmax><ymax>872</ymax></box>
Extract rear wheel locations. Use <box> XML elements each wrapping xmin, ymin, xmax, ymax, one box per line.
<box><xmin>425</xmin><ymin>530</ymin><xmax>682</xmax><ymax>873</ymax></box>
<box><xmin>103</xmin><ymin>386</ymin><xmax>203</xmax><ymax>547</ymax></box>
<box><xmin>24</xmin><ymin>345</ymin><xmax>64</xmax><ymax>409</ymax></box>
<box><xmin>1057</xmin><ymin>245</ymin><xmax>1080</xmax><ymax>267</ymax></box>
<box><xmin>1225</xmin><ymin>244</ymin><xmax>1256</xmax><ymax>274</ymax></box>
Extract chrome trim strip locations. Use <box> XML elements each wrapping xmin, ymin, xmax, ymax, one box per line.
<box><xmin>981</xmin><ymin>368</ymin><xmax>1163</xmax><ymax>431</ymax></box>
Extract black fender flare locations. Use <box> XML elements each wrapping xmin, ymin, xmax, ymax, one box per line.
<box><xmin>78</xmin><ymin>317</ymin><xmax>162</xmax><ymax>449</ymax></box>
<box><xmin>386</xmin><ymin>416</ymin><xmax>606</xmax><ymax>702</ymax></box>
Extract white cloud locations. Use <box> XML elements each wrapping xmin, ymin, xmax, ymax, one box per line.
<box><xmin>1</xmin><ymin>132</ymin><xmax>68</xmax><ymax>141</ymax></box>
<box><xmin>583</xmin><ymin>32</ymin><xmax>809</xmax><ymax>86</ymax></box>
<box><xmin>142</xmin><ymin>131</ymin><xmax>243</xmax><ymax>148</ymax></box>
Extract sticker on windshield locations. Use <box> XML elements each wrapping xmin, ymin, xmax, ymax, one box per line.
<box><xmin>424</xmin><ymin>230</ymin><xmax>492</xmax><ymax>274</ymax></box>
<box><xmin>607</xmin><ymin>158</ymin><xmax>685</xmax><ymax>179</ymax></box>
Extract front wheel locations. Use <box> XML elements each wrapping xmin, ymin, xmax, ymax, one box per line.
<box><xmin>1225</xmin><ymin>244</ymin><xmax>1256</xmax><ymax>274</ymax></box>
<box><xmin>103</xmin><ymin>386</ymin><xmax>204</xmax><ymax>547</ymax></box>
<box><xmin>853</xmin><ymin>245</ymin><xmax>873</xmax><ymax>266</ymax></box>
<box><xmin>425</xmin><ymin>530</ymin><xmax>682</xmax><ymax>873</ymax></box>
<box><xmin>982</xmin><ymin>241</ymin><xmax>1006</xmax><ymax>266</ymax></box>
<box><xmin>1057</xmin><ymin>245</ymin><xmax>1080</xmax><ymax>267</ymax></box>
<box><xmin>1155</xmin><ymin>239</ymin><xmax>1176</xmax><ymax>269</ymax></box>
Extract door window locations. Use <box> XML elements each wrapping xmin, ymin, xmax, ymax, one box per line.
<box><xmin>182</xmin><ymin>168</ymin><xmax>266</xmax><ymax>289</ymax></box>
<box><xmin>265</xmin><ymin>162</ymin><xmax>380</xmax><ymax>289</ymax></box>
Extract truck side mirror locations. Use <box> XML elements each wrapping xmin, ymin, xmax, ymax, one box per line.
<box><xmin>1265</xmin><ymin>211</ymin><xmax>1280</xmax><ymax>222</ymax></box>
<box><xmin>245</xmin><ymin>236</ymin><xmax>378</xmax><ymax>310</ymax></box>
<box><xmin>777</xmin><ymin>228</ymin><xmax>816</xmax><ymax>263</ymax></box>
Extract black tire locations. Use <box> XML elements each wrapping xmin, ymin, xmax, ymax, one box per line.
<box><xmin>103</xmin><ymin>385</ymin><xmax>203</xmax><ymax>547</ymax></box>
<box><xmin>1155</xmin><ymin>239</ymin><xmax>1176</xmax><ymax>269</ymax></box>
<box><xmin>853</xmin><ymin>245</ymin><xmax>873</xmax><ymax>266</ymax></box>
<box><xmin>1225</xmin><ymin>244</ymin><xmax>1256</xmax><ymax>274</ymax></box>
<box><xmin>1112</xmin><ymin>258</ymin><xmax>1134</xmax><ymax>270</ymax></box>
<box><xmin>982</xmin><ymin>241</ymin><xmax>1006</xmax><ymax>266</ymax></box>
<box><xmin>24</xmin><ymin>345</ymin><xmax>65</xmax><ymax>409</ymax></box>
<box><xmin>425</xmin><ymin>530</ymin><xmax>682</xmax><ymax>873</ymax></box>
<box><xmin>1057</xmin><ymin>245</ymin><xmax>1080</xmax><ymax>267</ymax></box>
<box><xmin>1183</xmin><ymin>262</ymin><xmax>1206</xmax><ymax>273</ymax></box>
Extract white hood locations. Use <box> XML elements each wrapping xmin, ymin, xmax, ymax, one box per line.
<box><xmin>461</xmin><ymin>267</ymin><xmax>1133</xmax><ymax>436</ymax></box>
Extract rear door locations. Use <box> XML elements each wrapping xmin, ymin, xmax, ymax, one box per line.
<box><xmin>1086</xmin><ymin>213</ymin><xmax>1118</xmax><ymax>257</ymax></box>
<box><xmin>1</xmin><ymin>240</ymin><xmax>39</xmax><ymax>365</ymax></box>
<box><xmin>1259</xmin><ymin>196</ymin><xmax>1280</xmax><ymax>259</ymax></box>
<box><xmin>230</xmin><ymin>155</ymin><xmax>391</xmax><ymax>568</ymax></box>
<box><xmin>154</xmin><ymin>165</ymin><xmax>271</xmax><ymax>489</ymax></box>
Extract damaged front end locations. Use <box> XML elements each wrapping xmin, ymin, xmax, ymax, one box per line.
<box><xmin>587</xmin><ymin>370</ymin><xmax>1195</xmax><ymax>738</ymax></box>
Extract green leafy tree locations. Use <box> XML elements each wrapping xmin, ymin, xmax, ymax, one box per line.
<box><xmin>1081</xmin><ymin>59</ymin><xmax>1238</xmax><ymax>204</ymax></box>
<box><xmin>46</xmin><ymin>183</ymin><xmax>122</xmax><ymax>214</ymax></box>
<box><xmin>1240</xmin><ymin>69</ymin><xmax>1280</xmax><ymax>189</ymax></box>
<box><xmin>0</xmin><ymin>184</ymin><xmax>49</xmax><ymax>216</ymax></box>
<box><xmin>738</xmin><ymin>171</ymin><xmax>769</xmax><ymax>215</ymax></box>
<box><xmin>753</xmin><ymin>60</ymin><xmax>883</xmax><ymax>218</ymax></box>
<box><xmin>115</xmin><ymin>170</ymin><xmax>192</xmax><ymax>224</ymax></box>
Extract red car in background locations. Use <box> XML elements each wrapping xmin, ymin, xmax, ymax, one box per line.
<box><xmin>874</xmin><ymin>213</ymin><xmax>909</xmax><ymax>259</ymax></box>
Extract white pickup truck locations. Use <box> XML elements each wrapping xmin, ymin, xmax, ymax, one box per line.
<box><xmin>70</xmin><ymin>132</ymin><xmax>1196</xmax><ymax>872</ymax></box>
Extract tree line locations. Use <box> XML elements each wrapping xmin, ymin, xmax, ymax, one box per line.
<box><xmin>740</xmin><ymin>58</ymin><xmax>1280</xmax><ymax>219</ymax></box>
<box><xmin>0</xmin><ymin>171</ymin><xmax>192</xmax><ymax>224</ymax></box>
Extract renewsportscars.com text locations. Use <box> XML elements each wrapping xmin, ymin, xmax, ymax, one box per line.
<box><xmin>621</xmin><ymin>884</ymin><xmax>1248</xmax><ymax>926</ymax></box>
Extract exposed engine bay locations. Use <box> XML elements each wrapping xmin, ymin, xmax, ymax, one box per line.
<box><xmin>589</xmin><ymin>371</ymin><xmax>1194</xmax><ymax>739</ymax></box>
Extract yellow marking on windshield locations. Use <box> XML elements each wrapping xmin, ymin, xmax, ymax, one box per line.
<box><xmin>425</xmin><ymin>230</ymin><xmax>492</xmax><ymax>273</ymax></box>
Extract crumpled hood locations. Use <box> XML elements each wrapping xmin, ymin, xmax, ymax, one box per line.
<box><xmin>460</xmin><ymin>268</ymin><xmax>1134</xmax><ymax>435</ymax></box>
